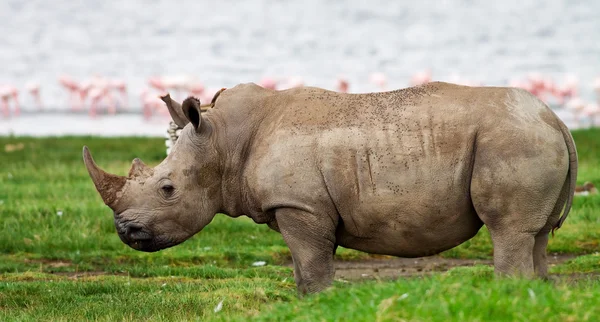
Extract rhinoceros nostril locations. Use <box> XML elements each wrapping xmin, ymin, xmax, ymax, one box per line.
<box><xmin>126</xmin><ymin>222</ymin><xmax>151</xmax><ymax>241</ymax></box>
<box><xmin>126</xmin><ymin>223</ymin><xmax>142</xmax><ymax>234</ymax></box>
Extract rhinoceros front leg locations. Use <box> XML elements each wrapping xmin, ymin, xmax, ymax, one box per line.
<box><xmin>275</xmin><ymin>208</ymin><xmax>336</xmax><ymax>295</ymax></box>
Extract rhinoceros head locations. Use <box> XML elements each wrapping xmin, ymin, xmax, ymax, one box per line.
<box><xmin>83</xmin><ymin>95</ymin><xmax>222</xmax><ymax>252</ymax></box>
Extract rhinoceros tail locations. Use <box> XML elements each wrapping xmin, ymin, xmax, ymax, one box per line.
<box><xmin>552</xmin><ymin>119</ymin><xmax>578</xmax><ymax>233</ymax></box>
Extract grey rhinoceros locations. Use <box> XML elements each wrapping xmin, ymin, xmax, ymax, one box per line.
<box><xmin>83</xmin><ymin>82</ymin><xmax>577</xmax><ymax>294</ymax></box>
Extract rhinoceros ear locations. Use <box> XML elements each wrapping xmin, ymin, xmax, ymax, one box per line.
<box><xmin>182</xmin><ymin>96</ymin><xmax>203</xmax><ymax>132</ymax></box>
<box><xmin>160</xmin><ymin>94</ymin><xmax>188</xmax><ymax>128</ymax></box>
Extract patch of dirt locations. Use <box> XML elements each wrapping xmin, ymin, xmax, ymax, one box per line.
<box><xmin>332</xmin><ymin>254</ymin><xmax>577</xmax><ymax>280</ymax></box>
<box><xmin>23</xmin><ymin>258</ymin><xmax>72</xmax><ymax>268</ymax></box>
<box><xmin>17</xmin><ymin>254</ymin><xmax>589</xmax><ymax>282</ymax></box>
<box><xmin>4</xmin><ymin>142</ymin><xmax>25</xmax><ymax>152</ymax></box>
<box><xmin>21</xmin><ymin>259</ymin><xmax>128</xmax><ymax>279</ymax></box>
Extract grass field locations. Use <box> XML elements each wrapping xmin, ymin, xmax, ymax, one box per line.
<box><xmin>1</xmin><ymin>129</ymin><xmax>599</xmax><ymax>321</ymax></box>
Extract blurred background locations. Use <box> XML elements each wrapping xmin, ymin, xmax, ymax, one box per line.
<box><xmin>1</xmin><ymin>0</ymin><xmax>599</xmax><ymax>135</ymax></box>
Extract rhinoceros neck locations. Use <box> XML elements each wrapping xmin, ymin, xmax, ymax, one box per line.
<box><xmin>208</xmin><ymin>88</ymin><xmax>274</xmax><ymax>218</ymax></box>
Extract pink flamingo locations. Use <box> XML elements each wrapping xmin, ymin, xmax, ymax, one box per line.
<box><xmin>58</xmin><ymin>75</ymin><xmax>83</xmax><ymax>110</ymax></box>
<box><xmin>0</xmin><ymin>87</ymin><xmax>12</xmax><ymax>117</ymax></box>
<box><xmin>0</xmin><ymin>85</ymin><xmax>19</xmax><ymax>117</ymax></box>
<box><xmin>199</xmin><ymin>88</ymin><xmax>219</xmax><ymax>105</ymax></box>
<box><xmin>336</xmin><ymin>77</ymin><xmax>349</xmax><ymax>93</ymax></box>
<box><xmin>148</xmin><ymin>76</ymin><xmax>195</xmax><ymax>101</ymax></box>
<box><xmin>279</xmin><ymin>76</ymin><xmax>304</xmax><ymax>90</ymax></box>
<box><xmin>593</xmin><ymin>77</ymin><xmax>600</xmax><ymax>105</ymax></box>
<box><xmin>551</xmin><ymin>84</ymin><xmax>570</xmax><ymax>106</ymax></box>
<box><xmin>509</xmin><ymin>75</ymin><xmax>563</xmax><ymax>104</ymax></box>
<box><xmin>146</xmin><ymin>75</ymin><xmax>206</xmax><ymax>120</ymax></box>
<box><xmin>369</xmin><ymin>72</ymin><xmax>387</xmax><ymax>90</ymax></box>
<box><xmin>566</xmin><ymin>97</ymin><xmax>586</xmax><ymax>127</ymax></box>
<box><xmin>87</xmin><ymin>77</ymin><xmax>118</xmax><ymax>118</ymax></box>
<box><xmin>509</xmin><ymin>78</ymin><xmax>535</xmax><ymax>94</ymax></box>
<box><xmin>509</xmin><ymin>78</ymin><xmax>526</xmax><ymax>89</ymax></box>
<box><xmin>77</xmin><ymin>80</ymin><xmax>94</xmax><ymax>109</ymax></box>
<box><xmin>526</xmin><ymin>73</ymin><xmax>545</xmax><ymax>97</ymax></box>
<box><xmin>148</xmin><ymin>77</ymin><xmax>167</xmax><ymax>92</ymax></box>
<box><xmin>555</xmin><ymin>84</ymin><xmax>577</xmax><ymax>106</ymax></box>
<box><xmin>108</xmin><ymin>79</ymin><xmax>128</xmax><ymax>110</ymax></box>
<box><xmin>140</xmin><ymin>88</ymin><xmax>166</xmax><ymax>120</ymax></box>
<box><xmin>410</xmin><ymin>70</ymin><xmax>432</xmax><ymax>86</ymax></box>
<box><xmin>535</xmin><ymin>76</ymin><xmax>558</xmax><ymax>103</ymax></box>
<box><xmin>583</xmin><ymin>103</ymin><xmax>600</xmax><ymax>126</ymax></box>
<box><xmin>26</xmin><ymin>82</ymin><xmax>42</xmax><ymax>110</ymax></box>
<box><xmin>188</xmin><ymin>82</ymin><xmax>205</xmax><ymax>98</ymax></box>
<box><xmin>88</xmin><ymin>86</ymin><xmax>105</xmax><ymax>118</ymax></box>
<box><xmin>557</xmin><ymin>74</ymin><xmax>580</xmax><ymax>103</ymax></box>
<box><xmin>259</xmin><ymin>77</ymin><xmax>277</xmax><ymax>90</ymax></box>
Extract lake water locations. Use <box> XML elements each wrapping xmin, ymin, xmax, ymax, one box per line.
<box><xmin>0</xmin><ymin>0</ymin><xmax>598</xmax><ymax>134</ymax></box>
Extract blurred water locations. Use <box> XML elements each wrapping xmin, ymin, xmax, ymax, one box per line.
<box><xmin>0</xmin><ymin>114</ymin><xmax>171</xmax><ymax>137</ymax></box>
<box><xmin>0</xmin><ymin>0</ymin><xmax>599</xmax><ymax>111</ymax></box>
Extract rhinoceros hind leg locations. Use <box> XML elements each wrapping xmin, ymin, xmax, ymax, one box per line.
<box><xmin>533</xmin><ymin>177</ymin><xmax>571</xmax><ymax>279</ymax></box>
<box><xmin>470</xmin><ymin>127</ymin><xmax>567</xmax><ymax>277</ymax></box>
<box><xmin>275</xmin><ymin>208</ymin><xmax>337</xmax><ymax>295</ymax></box>
<box><xmin>533</xmin><ymin>232</ymin><xmax>549</xmax><ymax>278</ymax></box>
<box><xmin>472</xmin><ymin>178</ymin><xmax>559</xmax><ymax>277</ymax></box>
<box><xmin>489</xmin><ymin>230</ymin><xmax>536</xmax><ymax>276</ymax></box>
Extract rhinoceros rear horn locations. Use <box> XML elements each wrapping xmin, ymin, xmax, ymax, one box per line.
<box><xmin>160</xmin><ymin>93</ymin><xmax>189</xmax><ymax>128</ymax></box>
<box><xmin>83</xmin><ymin>146</ymin><xmax>127</xmax><ymax>208</ymax></box>
<box><xmin>128</xmin><ymin>158</ymin><xmax>152</xmax><ymax>178</ymax></box>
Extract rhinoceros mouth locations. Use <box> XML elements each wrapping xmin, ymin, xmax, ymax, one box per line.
<box><xmin>128</xmin><ymin>239</ymin><xmax>157</xmax><ymax>252</ymax></box>
<box><xmin>131</xmin><ymin>238</ymin><xmax>176</xmax><ymax>252</ymax></box>
<box><xmin>127</xmin><ymin>229</ymin><xmax>153</xmax><ymax>241</ymax></box>
<box><xmin>118</xmin><ymin>231</ymin><xmax>153</xmax><ymax>249</ymax></box>
<box><xmin>119</xmin><ymin>232</ymin><xmax>177</xmax><ymax>252</ymax></box>
<box><xmin>114</xmin><ymin>218</ymin><xmax>179</xmax><ymax>252</ymax></box>
<box><xmin>114</xmin><ymin>220</ymin><xmax>153</xmax><ymax>246</ymax></box>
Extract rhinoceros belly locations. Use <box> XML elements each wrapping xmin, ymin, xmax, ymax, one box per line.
<box><xmin>317</xmin><ymin>126</ymin><xmax>483</xmax><ymax>257</ymax></box>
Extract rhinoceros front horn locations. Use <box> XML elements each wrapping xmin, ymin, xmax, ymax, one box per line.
<box><xmin>82</xmin><ymin>146</ymin><xmax>127</xmax><ymax>208</ymax></box>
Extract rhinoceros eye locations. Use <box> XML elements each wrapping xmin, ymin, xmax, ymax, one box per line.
<box><xmin>161</xmin><ymin>184</ymin><xmax>175</xmax><ymax>197</ymax></box>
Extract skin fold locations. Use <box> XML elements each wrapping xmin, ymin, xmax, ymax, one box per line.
<box><xmin>83</xmin><ymin>82</ymin><xmax>577</xmax><ymax>295</ymax></box>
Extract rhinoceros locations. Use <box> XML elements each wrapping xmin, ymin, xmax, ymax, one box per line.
<box><xmin>83</xmin><ymin>82</ymin><xmax>577</xmax><ymax>294</ymax></box>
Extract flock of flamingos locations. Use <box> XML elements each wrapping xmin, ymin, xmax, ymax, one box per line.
<box><xmin>1</xmin><ymin>71</ymin><xmax>600</xmax><ymax>127</ymax></box>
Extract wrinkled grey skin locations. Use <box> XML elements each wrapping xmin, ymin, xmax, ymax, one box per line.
<box><xmin>83</xmin><ymin>82</ymin><xmax>577</xmax><ymax>294</ymax></box>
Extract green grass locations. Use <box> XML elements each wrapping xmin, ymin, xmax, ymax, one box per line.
<box><xmin>249</xmin><ymin>264</ymin><xmax>600</xmax><ymax>322</ymax></box>
<box><xmin>0</xmin><ymin>272</ymin><xmax>295</xmax><ymax>321</ymax></box>
<box><xmin>1</xmin><ymin>129</ymin><xmax>599</xmax><ymax>320</ymax></box>
<box><xmin>1</xmin><ymin>258</ymin><xmax>599</xmax><ymax>321</ymax></box>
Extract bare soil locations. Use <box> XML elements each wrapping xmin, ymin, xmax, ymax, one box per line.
<box><xmin>331</xmin><ymin>254</ymin><xmax>577</xmax><ymax>280</ymax></box>
<box><xmin>20</xmin><ymin>254</ymin><xmax>589</xmax><ymax>281</ymax></box>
